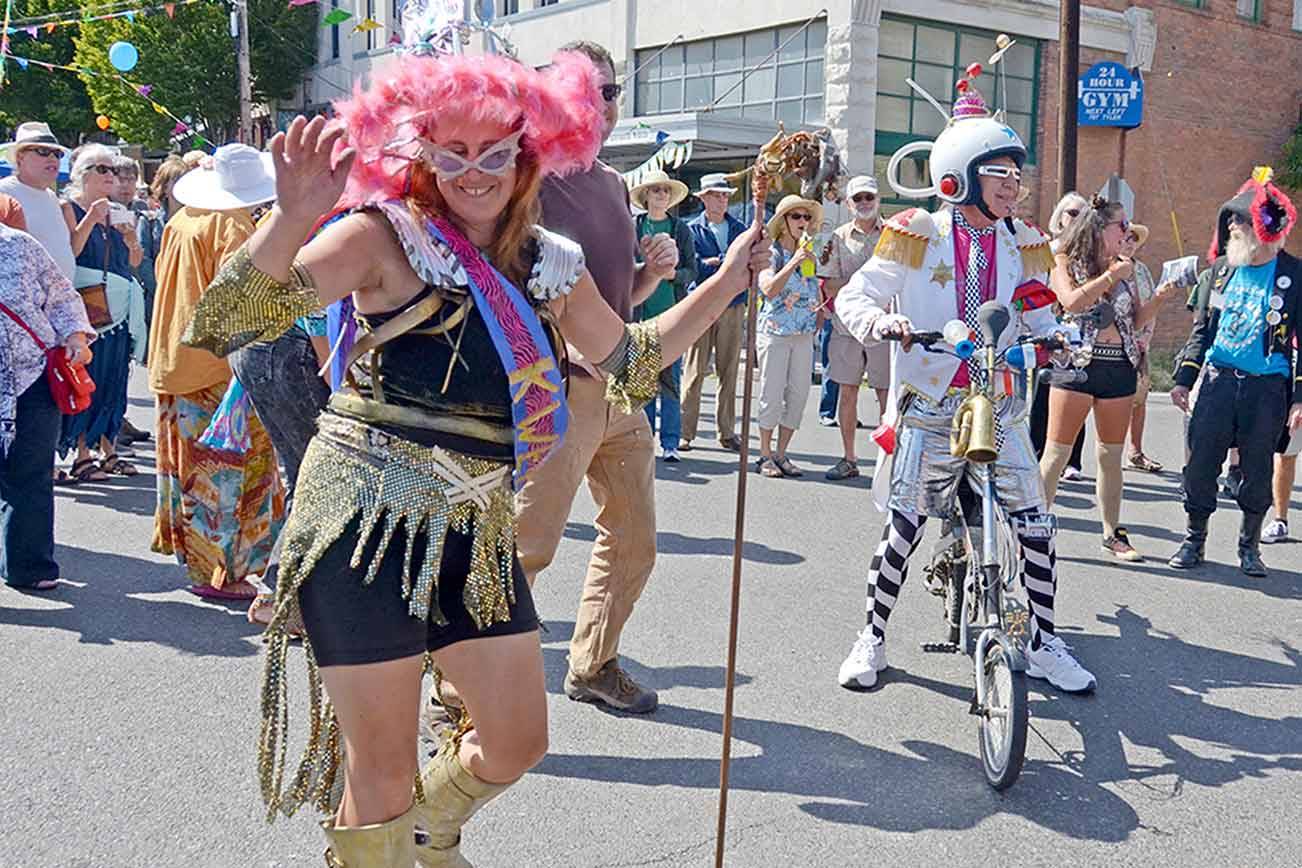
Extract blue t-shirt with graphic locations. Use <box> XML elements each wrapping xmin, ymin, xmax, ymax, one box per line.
<box><xmin>1209</xmin><ymin>259</ymin><xmax>1289</xmax><ymax>376</ymax></box>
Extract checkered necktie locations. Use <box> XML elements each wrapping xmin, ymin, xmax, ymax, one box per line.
<box><xmin>955</xmin><ymin>211</ymin><xmax>995</xmax><ymax>388</ymax></box>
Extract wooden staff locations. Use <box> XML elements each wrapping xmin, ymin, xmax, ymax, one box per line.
<box><xmin>713</xmin><ymin>158</ymin><xmax>774</xmax><ymax>868</ymax></box>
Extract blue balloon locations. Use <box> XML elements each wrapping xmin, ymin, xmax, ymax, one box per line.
<box><xmin>109</xmin><ymin>41</ymin><xmax>139</xmax><ymax>73</ymax></box>
<box><xmin>1006</xmin><ymin>345</ymin><xmax>1026</xmax><ymax>368</ymax></box>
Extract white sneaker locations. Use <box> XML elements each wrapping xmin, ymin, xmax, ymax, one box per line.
<box><xmin>838</xmin><ymin>628</ymin><xmax>887</xmax><ymax>689</ymax></box>
<box><xmin>1061</xmin><ymin>466</ymin><xmax>1084</xmax><ymax>481</ymax></box>
<box><xmin>1261</xmin><ymin>519</ymin><xmax>1289</xmax><ymax>544</ymax></box>
<box><xmin>662</xmin><ymin>447</ymin><xmax>680</xmax><ymax>463</ymax></box>
<box><xmin>1027</xmin><ymin>636</ymin><xmax>1096</xmax><ymax>694</ymax></box>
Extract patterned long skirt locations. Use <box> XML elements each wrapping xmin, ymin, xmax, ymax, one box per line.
<box><xmin>151</xmin><ymin>382</ymin><xmax>285</xmax><ymax>590</ymax></box>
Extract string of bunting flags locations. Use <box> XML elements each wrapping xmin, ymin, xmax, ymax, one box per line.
<box><xmin>0</xmin><ymin>50</ymin><xmax>212</xmax><ymax>149</ymax></box>
<box><xmin>2</xmin><ymin>0</ymin><xmax>200</xmax><ymax>35</ymax></box>
<box><xmin>623</xmin><ymin>139</ymin><xmax>694</xmax><ymax>190</ymax></box>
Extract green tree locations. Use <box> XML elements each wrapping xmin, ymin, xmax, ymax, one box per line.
<box><xmin>72</xmin><ymin>0</ymin><xmax>317</xmax><ymax>148</ymax></box>
<box><xmin>1279</xmin><ymin>123</ymin><xmax>1302</xmax><ymax>193</ymax></box>
<box><xmin>0</xmin><ymin>0</ymin><xmax>94</xmax><ymax>144</ymax></box>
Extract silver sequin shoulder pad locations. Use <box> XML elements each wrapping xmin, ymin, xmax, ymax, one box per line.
<box><xmin>528</xmin><ymin>226</ymin><xmax>585</xmax><ymax>303</ymax></box>
<box><xmin>374</xmin><ymin>200</ymin><xmax>469</xmax><ymax>289</ymax></box>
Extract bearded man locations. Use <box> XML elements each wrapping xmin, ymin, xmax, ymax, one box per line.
<box><xmin>1169</xmin><ymin>169</ymin><xmax>1302</xmax><ymax>576</ymax></box>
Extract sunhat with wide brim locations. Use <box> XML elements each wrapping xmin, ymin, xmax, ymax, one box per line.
<box><xmin>629</xmin><ymin>170</ymin><xmax>689</xmax><ymax>211</ymax></box>
<box><xmin>1126</xmin><ymin>222</ymin><xmax>1149</xmax><ymax>247</ymax></box>
<box><xmin>172</xmin><ymin>143</ymin><xmax>277</xmax><ymax>211</ymax></box>
<box><xmin>0</xmin><ymin>121</ymin><xmax>71</xmax><ymax>164</ymax></box>
<box><xmin>766</xmin><ymin>194</ymin><xmax>822</xmax><ymax>240</ymax></box>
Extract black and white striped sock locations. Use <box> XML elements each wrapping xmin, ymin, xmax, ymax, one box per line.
<box><xmin>1017</xmin><ymin>526</ymin><xmax>1057</xmax><ymax>650</ymax></box>
<box><xmin>866</xmin><ymin>510</ymin><xmax>927</xmax><ymax>640</ymax></box>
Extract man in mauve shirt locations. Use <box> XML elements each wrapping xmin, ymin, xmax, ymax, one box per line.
<box><xmin>515</xmin><ymin>40</ymin><xmax>679</xmax><ymax>714</ymax></box>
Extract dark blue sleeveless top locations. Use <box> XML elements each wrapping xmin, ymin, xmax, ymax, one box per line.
<box><xmin>69</xmin><ymin>201</ymin><xmax>133</xmax><ymax>280</ymax></box>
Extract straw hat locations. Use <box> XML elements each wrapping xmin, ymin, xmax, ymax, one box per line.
<box><xmin>1126</xmin><ymin>222</ymin><xmax>1149</xmax><ymax>248</ymax></box>
<box><xmin>766</xmin><ymin>194</ymin><xmax>822</xmax><ymax>240</ymax></box>
<box><xmin>629</xmin><ymin>170</ymin><xmax>689</xmax><ymax>211</ymax></box>
<box><xmin>172</xmin><ymin>143</ymin><xmax>276</xmax><ymax>211</ymax></box>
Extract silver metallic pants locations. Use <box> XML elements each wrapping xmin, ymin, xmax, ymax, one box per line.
<box><xmin>888</xmin><ymin>392</ymin><xmax>1046</xmax><ymax>518</ymax></box>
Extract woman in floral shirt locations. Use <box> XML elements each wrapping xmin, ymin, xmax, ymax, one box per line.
<box><xmin>755</xmin><ymin>195</ymin><xmax>823</xmax><ymax>477</ymax></box>
<box><xmin>0</xmin><ymin>223</ymin><xmax>94</xmax><ymax>591</ymax></box>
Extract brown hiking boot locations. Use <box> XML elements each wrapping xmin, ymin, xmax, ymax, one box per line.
<box><xmin>564</xmin><ymin>659</ymin><xmax>658</xmax><ymax>713</ymax></box>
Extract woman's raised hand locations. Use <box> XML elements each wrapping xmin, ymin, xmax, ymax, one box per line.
<box><xmin>269</xmin><ymin>115</ymin><xmax>356</xmax><ymax>226</ymax></box>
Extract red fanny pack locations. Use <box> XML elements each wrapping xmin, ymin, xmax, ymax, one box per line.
<box><xmin>0</xmin><ymin>302</ymin><xmax>95</xmax><ymax>415</ymax></box>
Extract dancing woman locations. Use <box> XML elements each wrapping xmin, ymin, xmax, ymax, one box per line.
<box><xmin>184</xmin><ymin>49</ymin><xmax>767</xmax><ymax>867</ymax></box>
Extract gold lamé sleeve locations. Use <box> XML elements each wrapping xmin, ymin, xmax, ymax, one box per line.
<box><xmin>596</xmin><ymin>320</ymin><xmax>663</xmax><ymax>414</ymax></box>
<box><xmin>181</xmin><ymin>246</ymin><xmax>322</xmax><ymax>358</ymax></box>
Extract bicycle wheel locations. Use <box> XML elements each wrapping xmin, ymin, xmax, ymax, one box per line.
<box><xmin>977</xmin><ymin>642</ymin><xmax>1028</xmax><ymax>790</ymax></box>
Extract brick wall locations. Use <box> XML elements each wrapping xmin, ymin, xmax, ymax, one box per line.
<box><xmin>1026</xmin><ymin>1</ymin><xmax>1302</xmax><ymax>352</ymax></box>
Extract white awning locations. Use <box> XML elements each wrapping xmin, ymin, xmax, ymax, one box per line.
<box><xmin>600</xmin><ymin>111</ymin><xmax>804</xmax><ymax>170</ymax></box>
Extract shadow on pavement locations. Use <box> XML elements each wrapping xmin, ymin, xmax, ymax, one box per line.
<box><xmin>0</xmin><ymin>544</ymin><xmax>263</xmax><ymax>657</ymax></box>
<box><xmin>535</xmin><ymin>603</ymin><xmax>1301</xmax><ymax>842</ymax></box>
<box><xmin>536</xmin><ymin>621</ymin><xmax>753</xmax><ymax>696</ymax></box>
<box><xmin>562</xmin><ymin>522</ymin><xmax>805</xmax><ymax>565</ymax></box>
<box><xmin>1029</xmin><ymin>605</ymin><xmax>1302</xmax><ymax>800</ymax></box>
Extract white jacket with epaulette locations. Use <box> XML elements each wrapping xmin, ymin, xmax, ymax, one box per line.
<box><xmin>836</xmin><ymin>206</ymin><xmax>1057</xmax><ymax>423</ymax></box>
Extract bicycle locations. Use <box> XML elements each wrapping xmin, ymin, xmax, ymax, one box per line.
<box><xmin>887</xmin><ymin>301</ymin><xmax>1082</xmax><ymax>790</ymax></box>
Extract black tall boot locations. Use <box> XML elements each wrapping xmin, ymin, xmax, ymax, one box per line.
<box><xmin>1238</xmin><ymin>512</ymin><xmax>1268</xmax><ymax>577</ymax></box>
<box><xmin>1169</xmin><ymin>513</ymin><xmax>1209</xmax><ymax>569</ymax></box>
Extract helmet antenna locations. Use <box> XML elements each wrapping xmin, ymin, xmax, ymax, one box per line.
<box><xmin>906</xmin><ymin>78</ymin><xmax>950</xmax><ymax>123</ymax></box>
<box><xmin>987</xmin><ymin>34</ymin><xmax>1017</xmax><ymax>124</ymax></box>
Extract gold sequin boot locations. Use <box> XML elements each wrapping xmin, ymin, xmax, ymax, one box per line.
<box><xmin>322</xmin><ymin>804</ymin><xmax>418</xmax><ymax>867</ymax></box>
<box><xmin>414</xmin><ymin>751</ymin><xmax>515</xmax><ymax>868</ymax></box>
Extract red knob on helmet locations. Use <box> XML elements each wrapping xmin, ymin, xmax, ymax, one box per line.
<box><xmin>939</xmin><ymin>175</ymin><xmax>960</xmax><ymax>197</ymax></box>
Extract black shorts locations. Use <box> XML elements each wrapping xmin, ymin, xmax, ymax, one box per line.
<box><xmin>297</xmin><ymin>517</ymin><xmax>539</xmax><ymax>667</ymax></box>
<box><xmin>1054</xmin><ymin>346</ymin><xmax>1137</xmax><ymax>401</ymax></box>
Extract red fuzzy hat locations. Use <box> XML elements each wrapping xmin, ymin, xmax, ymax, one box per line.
<box><xmin>333</xmin><ymin>50</ymin><xmax>606</xmax><ymax>208</ymax></box>
<box><xmin>1208</xmin><ymin>166</ymin><xmax>1296</xmax><ymax>262</ymax></box>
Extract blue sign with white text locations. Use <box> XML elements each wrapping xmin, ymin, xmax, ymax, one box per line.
<box><xmin>1077</xmin><ymin>62</ymin><xmax>1143</xmax><ymax>128</ymax></box>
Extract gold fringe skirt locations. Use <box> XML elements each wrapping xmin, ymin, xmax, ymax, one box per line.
<box><xmin>257</xmin><ymin>412</ymin><xmax>516</xmax><ymax>820</ymax></box>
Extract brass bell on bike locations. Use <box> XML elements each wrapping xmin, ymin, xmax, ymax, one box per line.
<box><xmin>950</xmin><ymin>391</ymin><xmax>998</xmax><ymax>464</ymax></box>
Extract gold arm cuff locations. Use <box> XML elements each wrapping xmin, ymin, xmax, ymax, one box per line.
<box><xmin>181</xmin><ymin>245</ymin><xmax>322</xmax><ymax>358</ymax></box>
<box><xmin>598</xmin><ymin>321</ymin><xmax>663</xmax><ymax>414</ymax></box>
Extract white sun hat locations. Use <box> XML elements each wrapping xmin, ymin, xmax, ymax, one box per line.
<box><xmin>171</xmin><ymin>143</ymin><xmax>277</xmax><ymax>211</ymax></box>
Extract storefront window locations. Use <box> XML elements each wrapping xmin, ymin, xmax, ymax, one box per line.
<box><xmin>876</xmin><ymin>16</ymin><xmax>1040</xmax><ymax>163</ymax></box>
<box><xmin>635</xmin><ymin>20</ymin><xmax>828</xmax><ymax>125</ymax></box>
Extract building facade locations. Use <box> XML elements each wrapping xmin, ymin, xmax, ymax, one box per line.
<box><xmin>297</xmin><ymin>0</ymin><xmax>1302</xmax><ymax>351</ymax></box>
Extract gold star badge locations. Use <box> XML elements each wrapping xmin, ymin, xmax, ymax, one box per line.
<box><xmin>930</xmin><ymin>262</ymin><xmax>954</xmax><ymax>288</ymax></box>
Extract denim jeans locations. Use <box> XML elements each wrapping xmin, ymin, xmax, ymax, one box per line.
<box><xmin>818</xmin><ymin>320</ymin><xmax>838</xmax><ymax>419</ymax></box>
<box><xmin>644</xmin><ymin>360</ymin><xmax>682</xmax><ymax>451</ymax></box>
<box><xmin>229</xmin><ymin>326</ymin><xmax>331</xmax><ymax>591</ymax></box>
<box><xmin>229</xmin><ymin>324</ymin><xmax>330</xmax><ymax>498</ymax></box>
<box><xmin>1</xmin><ymin>379</ymin><xmax>60</xmax><ymax>586</ymax></box>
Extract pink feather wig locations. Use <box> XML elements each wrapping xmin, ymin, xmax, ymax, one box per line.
<box><xmin>333</xmin><ymin>51</ymin><xmax>606</xmax><ymax>209</ymax></box>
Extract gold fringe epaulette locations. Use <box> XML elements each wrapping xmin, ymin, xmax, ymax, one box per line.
<box><xmin>872</xmin><ymin>208</ymin><xmax>934</xmax><ymax>269</ymax></box>
<box><xmin>1019</xmin><ymin>240</ymin><xmax>1055</xmax><ymax>277</ymax></box>
<box><xmin>1014</xmin><ymin>219</ymin><xmax>1055</xmax><ymax>277</ymax></box>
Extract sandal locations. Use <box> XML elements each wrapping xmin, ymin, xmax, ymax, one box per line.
<box><xmin>1128</xmin><ymin>451</ymin><xmax>1163</xmax><ymax>473</ymax></box>
<box><xmin>755</xmin><ymin>457</ymin><xmax>783</xmax><ymax>478</ymax></box>
<box><xmin>247</xmin><ymin>593</ymin><xmax>305</xmax><ymax>640</ymax></box>
<box><xmin>774</xmin><ymin>456</ymin><xmax>803</xmax><ymax>477</ymax></box>
<box><xmin>98</xmin><ymin>455</ymin><xmax>138</xmax><ymax>476</ymax></box>
<box><xmin>68</xmin><ymin>457</ymin><xmax>109</xmax><ymax>483</ymax></box>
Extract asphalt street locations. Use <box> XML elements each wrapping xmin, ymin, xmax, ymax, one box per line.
<box><xmin>2</xmin><ymin>366</ymin><xmax>1299</xmax><ymax>868</ymax></box>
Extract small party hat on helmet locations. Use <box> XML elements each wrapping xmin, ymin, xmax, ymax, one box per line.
<box><xmin>1208</xmin><ymin>166</ymin><xmax>1297</xmax><ymax>261</ymax></box>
